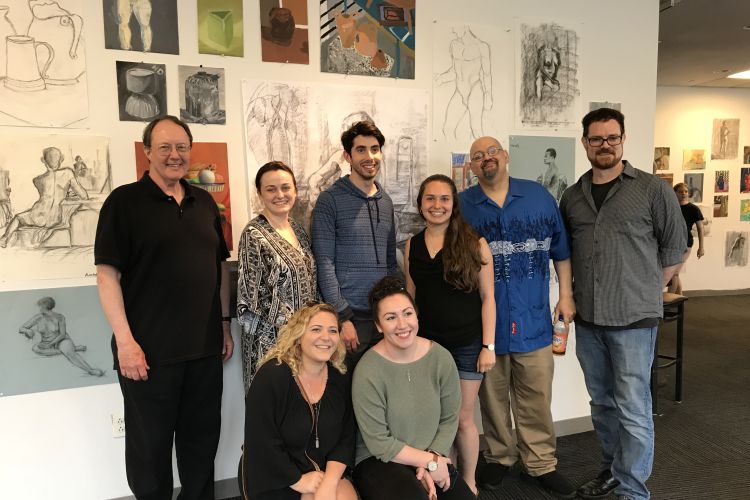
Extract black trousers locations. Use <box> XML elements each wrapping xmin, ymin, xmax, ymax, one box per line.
<box><xmin>353</xmin><ymin>457</ymin><xmax>475</xmax><ymax>500</ymax></box>
<box><xmin>119</xmin><ymin>355</ymin><xmax>223</xmax><ymax>500</ymax></box>
<box><xmin>345</xmin><ymin>310</ymin><xmax>380</xmax><ymax>371</ymax></box>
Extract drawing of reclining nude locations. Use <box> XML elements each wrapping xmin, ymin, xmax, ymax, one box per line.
<box><xmin>18</xmin><ymin>297</ymin><xmax>104</xmax><ymax>377</ymax></box>
<box><xmin>0</xmin><ymin>147</ymin><xmax>88</xmax><ymax>248</ymax></box>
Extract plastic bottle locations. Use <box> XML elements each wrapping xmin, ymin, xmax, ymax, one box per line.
<box><xmin>552</xmin><ymin>315</ymin><xmax>569</xmax><ymax>355</ymax></box>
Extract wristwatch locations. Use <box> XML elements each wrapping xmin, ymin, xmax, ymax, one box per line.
<box><xmin>426</xmin><ymin>452</ymin><xmax>439</xmax><ymax>472</ymax></box>
<box><xmin>482</xmin><ymin>343</ymin><xmax>495</xmax><ymax>352</ymax></box>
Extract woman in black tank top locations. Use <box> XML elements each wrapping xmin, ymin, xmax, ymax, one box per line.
<box><xmin>403</xmin><ymin>174</ymin><xmax>496</xmax><ymax>496</ymax></box>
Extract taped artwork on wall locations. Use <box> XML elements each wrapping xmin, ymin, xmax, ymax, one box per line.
<box><xmin>725</xmin><ymin>231</ymin><xmax>748</xmax><ymax>266</ymax></box>
<box><xmin>116</xmin><ymin>61</ymin><xmax>166</xmax><ymax>122</ymax></box>
<box><xmin>0</xmin><ymin>0</ymin><xmax>88</xmax><ymax>128</ymax></box>
<box><xmin>103</xmin><ymin>0</ymin><xmax>179</xmax><ymax>54</ymax></box>
<box><xmin>0</xmin><ymin>135</ymin><xmax>111</xmax><ymax>281</ymax></box>
<box><xmin>450</xmin><ymin>153</ymin><xmax>477</xmax><ymax>193</ymax></box>
<box><xmin>198</xmin><ymin>0</ymin><xmax>243</xmax><ymax>57</ymax></box>
<box><xmin>740</xmin><ymin>167</ymin><xmax>750</xmax><ymax>194</ymax></box>
<box><xmin>508</xmin><ymin>135</ymin><xmax>575</xmax><ymax>203</ymax></box>
<box><xmin>178</xmin><ymin>65</ymin><xmax>226</xmax><ymax>125</ymax></box>
<box><xmin>320</xmin><ymin>0</ymin><xmax>415</xmax><ymax>79</ymax></box>
<box><xmin>0</xmin><ymin>285</ymin><xmax>117</xmax><ymax>397</ymax></box>
<box><xmin>711</xmin><ymin>119</ymin><xmax>739</xmax><ymax>161</ymax></box>
<box><xmin>134</xmin><ymin>142</ymin><xmax>233</xmax><ymax>250</ymax></box>
<box><xmin>684</xmin><ymin>173</ymin><xmax>704</xmax><ymax>203</ymax></box>
<box><xmin>260</xmin><ymin>0</ymin><xmax>308</xmax><ymax>64</ymax></box>
<box><xmin>241</xmin><ymin>79</ymin><xmax>427</xmax><ymax>248</ymax></box>
<box><xmin>653</xmin><ymin>147</ymin><xmax>670</xmax><ymax>172</ymax></box>
<box><xmin>683</xmin><ymin>149</ymin><xmax>706</xmax><ymax>170</ymax></box>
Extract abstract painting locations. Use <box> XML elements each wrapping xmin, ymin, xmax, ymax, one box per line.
<box><xmin>714</xmin><ymin>195</ymin><xmax>728</xmax><ymax>217</ymax></box>
<box><xmin>740</xmin><ymin>200</ymin><xmax>750</xmax><ymax>222</ymax></box>
<box><xmin>116</xmin><ymin>61</ymin><xmax>166</xmax><ymax>122</ymax></box>
<box><xmin>198</xmin><ymin>0</ymin><xmax>243</xmax><ymax>57</ymax></box>
<box><xmin>0</xmin><ymin>0</ymin><xmax>88</xmax><ymax>128</ymax></box>
<box><xmin>711</xmin><ymin>118</ymin><xmax>739</xmax><ymax>160</ymax></box>
<box><xmin>508</xmin><ymin>135</ymin><xmax>575</xmax><ymax>203</ymax></box>
<box><xmin>320</xmin><ymin>0</ymin><xmax>415</xmax><ymax>79</ymax></box>
<box><xmin>516</xmin><ymin>19</ymin><xmax>581</xmax><ymax>128</ymax></box>
<box><xmin>725</xmin><ymin>231</ymin><xmax>748</xmax><ymax>266</ymax></box>
<box><xmin>103</xmin><ymin>0</ymin><xmax>179</xmax><ymax>54</ymax></box>
<box><xmin>683</xmin><ymin>149</ymin><xmax>706</xmax><ymax>170</ymax></box>
<box><xmin>741</xmin><ymin>167</ymin><xmax>750</xmax><ymax>194</ymax></box>
<box><xmin>178</xmin><ymin>65</ymin><xmax>226</xmax><ymax>125</ymax></box>
<box><xmin>0</xmin><ymin>286</ymin><xmax>117</xmax><ymax>397</ymax></box>
<box><xmin>684</xmin><ymin>173</ymin><xmax>704</xmax><ymax>203</ymax></box>
<box><xmin>715</xmin><ymin>170</ymin><xmax>729</xmax><ymax>193</ymax></box>
<box><xmin>0</xmin><ymin>135</ymin><xmax>110</xmax><ymax>281</ymax></box>
<box><xmin>653</xmin><ymin>147</ymin><xmax>670</xmax><ymax>172</ymax></box>
<box><xmin>242</xmin><ymin>79</ymin><xmax>428</xmax><ymax>250</ymax></box>
<box><xmin>134</xmin><ymin>142</ymin><xmax>233</xmax><ymax>250</ymax></box>
<box><xmin>260</xmin><ymin>0</ymin><xmax>308</xmax><ymax>64</ymax></box>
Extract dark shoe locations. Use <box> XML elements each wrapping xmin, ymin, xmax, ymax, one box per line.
<box><xmin>477</xmin><ymin>462</ymin><xmax>511</xmax><ymax>490</ymax></box>
<box><xmin>577</xmin><ymin>470</ymin><xmax>620</xmax><ymax>499</ymax></box>
<box><xmin>521</xmin><ymin>470</ymin><xmax>576</xmax><ymax>499</ymax></box>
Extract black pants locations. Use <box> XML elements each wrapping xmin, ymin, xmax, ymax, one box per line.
<box><xmin>354</xmin><ymin>457</ymin><xmax>475</xmax><ymax>500</ymax></box>
<box><xmin>119</xmin><ymin>355</ymin><xmax>223</xmax><ymax>500</ymax></box>
<box><xmin>345</xmin><ymin>310</ymin><xmax>381</xmax><ymax>371</ymax></box>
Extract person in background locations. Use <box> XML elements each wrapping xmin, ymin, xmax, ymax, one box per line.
<box><xmin>669</xmin><ymin>182</ymin><xmax>704</xmax><ymax>295</ymax></box>
<box><xmin>404</xmin><ymin>174</ymin><xmax>495</xmax><ymax>495</ymax></box>
<box><xmin>237</xmin><ymin>161</ymin><xmax>317</xmax><ymax>391</ymax></box>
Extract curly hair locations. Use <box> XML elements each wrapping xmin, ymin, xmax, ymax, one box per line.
<box><xmin>258</xmin><ymin>303</ymin><xmax>347</xmax><ymax>376</ymax></box>
<box><xmin>417</xmin><ymin>174</ymin><xmax>484</xmax><ymax>291</ymax></box>
<box><xmin>368</xmin><ymin>276</ymin><xmax>417</xmax><ymax>321</ymax></box>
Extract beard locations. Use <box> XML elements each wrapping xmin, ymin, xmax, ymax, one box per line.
<box><xmin>480</xmin><ymin>158</ymin><xmax>499</xmax><ymax>180</ymax></box>
<box><xmin>589</xmin><ymin>147</ymin><xmax>622</xmax><ymax>170</ymax></box>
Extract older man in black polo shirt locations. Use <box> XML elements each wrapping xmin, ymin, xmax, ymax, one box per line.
<box><xmin>560</xmin><ymin>108</ymin><xmax>686</xmax><ymax>500</ymax></box>
<box><xmin>95</xmin><ymin>115</ymin><xmax>234</xmax><ymax>499</ymax></box>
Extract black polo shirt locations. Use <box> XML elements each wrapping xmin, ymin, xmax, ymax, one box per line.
<box><xmin>94</xmin><ymin>172</ymin><xmax>230</xmax><ymax>368</ymax></box>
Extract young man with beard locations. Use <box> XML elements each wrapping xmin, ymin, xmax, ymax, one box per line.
<box><xmin>559</xmin><ymin>108</ymin><xmax>686</xmax><ymax>500</ymax></box>
<box><xmin>311</xmin><ymin>120</ymin><xmax>397</xmax><ymax>368</ymax></box>
<box><xmin>459</xmin><ymin>136</ymin><xmax>577</xmax><ymax>499</ymax></box>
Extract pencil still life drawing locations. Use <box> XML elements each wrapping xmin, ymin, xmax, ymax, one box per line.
<box><xmin>198</xmin><ymin>0</ymin><xmax>243</xmax><ymax>57</ymax></box>
<box><xmin>179</xmin><ymin>65</ymin><xmax>226</xmax><ymax>125</ymax></box>
<box><xmin>725</xmin><ymin>231</ymin><xmax>748</xmax><ymax>267</ymax></box>
<box><xmin>242</xmin><ymin>80</ymin><xmax>428</xmax><ymax>251</ymax></box>
<box><xmin>0</xmin><ymin>0</ymin><xmax>88</xmax><ymax>128</ymax></box>
<box><xmin>0</xmin><ymin>286</ymin><xmax>116</xmax><ymax>397</ymax></box>
<box><xmin>103</xmin><ymin>0</ymin><xmax>179</xmax><ymax>54</ymax></box>
<box><xmin>116</xmin><ymin>61</ymin><xmax>166</xmax><ymax>122</ymax></box>
<box><xmin>517</xmin><ymin>19</ymin><xmax>581</xmax><ymax>129</ymax></box>
<box><xmin>711</xmin><ymin>118</ymin><xmax>739</xmax><ymax>160</ymax></box>
<box><xmin>0</xmin><ymin>135</ymin><xmax>111</xmax><ymax>281</ymax></box>
<box><xmin>260</xmin><ymin>0</ymin><xmax>309</xmax><ymax>64</ymax></box>
<box><xmin>653</xmin><ymin>147</ymin><xmax>670</xmax><ymax>172</ymax></box>
<box><xmin>320</xmin><ymin>0</ymin><xmax>415</xmax><ymax>79</ymax></box>
<box><xmin>508</xmin><ymin>135</ymin><xmax>574</xmax><ymax>203</ymax></box>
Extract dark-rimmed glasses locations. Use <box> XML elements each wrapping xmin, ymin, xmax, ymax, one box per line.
<box><xmin>585</xmin><ymin>135</ymin><xmax>622</xmax><ymax>147</ymax></box>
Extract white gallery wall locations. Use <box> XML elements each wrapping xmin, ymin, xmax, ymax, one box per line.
<box><xmin>655</xmin><ymin>86</ymin><xmax>750</xmax><ymax>291</ymax></box>
<box><xmin>0</xmin><ymin>1</ymin><xmax>660</xmax><ymax>498</ymax></box>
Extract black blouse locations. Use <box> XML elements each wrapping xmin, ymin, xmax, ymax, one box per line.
<box><xmin>242</xmin><ymin>360</ymin><xmax>355</xmax><ymax>499</ymax></box>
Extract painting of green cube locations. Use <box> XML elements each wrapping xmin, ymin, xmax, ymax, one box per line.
<box><xmin>198</xmin><ymin>0</ymin><xmax>244</xmax><ymax>57</ymax></box>
<box><xmin>320</xmin><ymin>0</ymin><xmax>415</xmax><ymax>79</ymax></box>
<box><xmin>0</xmin><ymin>286</ymin><xmax>117</xmax><ymax>397</ymax></box>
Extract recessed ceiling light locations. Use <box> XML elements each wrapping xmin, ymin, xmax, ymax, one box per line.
<box><xmin>728</xmin><ymin>69</ymin><xmax>750</xmax><ymax>79</ymax></box>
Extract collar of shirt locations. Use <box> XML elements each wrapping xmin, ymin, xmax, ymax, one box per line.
<box><xmin>463</xmin><ymin>177</ymin><xmax>526</xmax><ymax>209</ymax></box>
<box><xmin>139</xmin><ymin>171</ymin><xmax>196</xmax><ymax>203</ymax></box>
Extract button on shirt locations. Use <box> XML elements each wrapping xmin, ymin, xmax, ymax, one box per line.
<box><xmin>559</xmin><ymin>161</ymin><xmax>687</xmax><ymax>327</ymax></box>
<box><xmin>460</xmin><ymin>179</ymin><xmax>570</xmax><ymax>354</ymax></box>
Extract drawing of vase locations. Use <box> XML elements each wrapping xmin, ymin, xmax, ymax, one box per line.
<box><xmin>27</xmin><ymin>0</ymin><xmax>84</xmax><ymax>85</ymax></box>
<box><xmin>4</xmin><ymin>35</ymin><xmax>53</xmax><ymax>92</ymax></box>
<box><xmin>207</xmin><ymin>10</ymin><xmax>233</xmax><ymax>49</ymax></box>
<box><xmin>0</xmin><ymin>5</ymin><xmax>18</xmax><ymax>78</ymax></box>
<box><xmin>125</xmin><ymin>67</ymin><xmax>159</xmax><ymax>119</ymax></box>
<box><xmin>335</xmin><ymin>12</ymin><xmax>356</xmax><ymax>48</ymax></box>
<box><xmin>185</xmin><ymin>71</ymin><xmax>220</xmax><ymax>122</ymax></box>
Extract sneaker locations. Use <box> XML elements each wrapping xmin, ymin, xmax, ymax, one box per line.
<box><xmin>522</xmin><ymin>470</ymin><xmax>577</xmax><ymax>499</ymax></box>
<box><xmin>477</xmin><ymin>462</ymin><xmax>512</xmax><ymax>490</ymax></box>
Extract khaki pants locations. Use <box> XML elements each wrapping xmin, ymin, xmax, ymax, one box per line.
<box><xmin>479</xmin><ymin>344</ymin><xmax>557</xmax><ymax>476</ymax></box>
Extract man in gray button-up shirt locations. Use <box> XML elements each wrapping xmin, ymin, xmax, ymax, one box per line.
<box><xmin>559</xmin><ymin>108</ymin><xmax>686</xmax><ymax>500</ymax></box>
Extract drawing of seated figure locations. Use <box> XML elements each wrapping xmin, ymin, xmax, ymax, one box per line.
<box><xmin>0</xmin><ymin>147</ymin><xmax>89</xmax><ymax>248</ymax></box>
<box><xmin>435</xmin><ymin>26</ymin><xmax>492</xmax><ymax>141</ymax></box>
<box><xmin>19</xmin><ymin>297</ymin><xmax>104</xmax><ymax>377</ymax></box>
<box><xmin>117</xmin><ymin>0</ymin><xmax>152</xmax><ymax>51</ymax></box>
<box><xmin>536</xmin><ymin>148</ymin><xmax>567</xmax><ymax>202</ymax></box>
<box><xmin>535</xmin><ymin>30</ymin><xmax>561</xmax><ymax>100</ymax></box>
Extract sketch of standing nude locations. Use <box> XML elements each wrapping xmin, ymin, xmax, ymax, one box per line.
<box><xmin>435</xmin><ymin>26</ymin><xmax>492</xmax><ymax>140</ymax></box>
<box><xmin>535</xmin><ymin>31</ymin><xmax>561</xmax><ymax>100</ymax></box>
<box><xmin>0</xmin><ymin>147</ymin><xmax>89</xmax><ymax>248</ymax></box>
<box><xmin>720</xmin><ymin>120</ymin><xmax>730</xmax><ymax>158</ymax></box>
<box><xmin>117</xmin><ymin>0</ymin><xmax>152</xmax><ymax>51</ymax></box>
<box><xmin>19</xmin><ymin>297</ymin><xmax>104</xmax><ymax>377</ymax></box>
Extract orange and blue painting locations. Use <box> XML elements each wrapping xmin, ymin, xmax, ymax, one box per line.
<box><xmin>320</xmin><ymin>0</ymin><xmax>415</xmax><ymax>79</ymax></box>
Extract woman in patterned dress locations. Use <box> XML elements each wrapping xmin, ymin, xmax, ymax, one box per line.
<box><xmin>237</xmin><ymin>161</ymin><xmax>318</xmax><ymax>391</ymax></box>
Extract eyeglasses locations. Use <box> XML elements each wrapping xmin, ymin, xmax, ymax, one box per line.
<box><xmin>585</xmin><ymin>135</ymin><xmax>622</xmax><ymax>147</ymax></box>
<box><xmin>153</xmin><ymin>143</ymin><xmax>191</xmax><ymax>156</ymax></box>
<box><xmin>471</xmin><ymin>146</ymin><xmax>503</xmax><ymax>162</ymax></box>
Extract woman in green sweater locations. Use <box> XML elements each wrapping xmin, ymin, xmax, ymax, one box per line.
<box><xmin>351</xmin><ymin>277</ymin><xmax>475</xmax><ymax>500</ymax></box>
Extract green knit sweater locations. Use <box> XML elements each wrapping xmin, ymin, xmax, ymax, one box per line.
<box><xmin>352</xmin><ymin>342</ymin><xmax>460</xmax><ymax>465</ymax></box>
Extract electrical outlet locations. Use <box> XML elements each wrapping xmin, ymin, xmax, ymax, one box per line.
<box><xmin>111</xmin><ymin>413</ymin><xmax>126</xmax><ymax>438</ymax></box>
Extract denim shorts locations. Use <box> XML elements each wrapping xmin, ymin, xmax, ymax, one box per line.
<box><xmin>448</xmin><ymin>337</ymin><xmax>483</xmax><ymax>381</ymax></box>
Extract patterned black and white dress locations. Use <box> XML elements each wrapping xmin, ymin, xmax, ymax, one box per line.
<box><xmin>237</xmin><ymin>214</ymin><xmax>317</xmax><ymax>391</ymax></box>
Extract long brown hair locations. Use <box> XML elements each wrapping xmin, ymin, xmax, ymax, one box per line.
<box><xmin>417</xmin><ymin>174</ymin><xmax>484</xmax><ymax>291</ymax></box>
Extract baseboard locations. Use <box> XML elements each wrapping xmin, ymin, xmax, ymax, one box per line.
<box><xmin>683</xmin><ymin>288</ymin><xmax>750</xmax><ymax>297</ymax></box>
<box><xmin>553</xmin><ymin>415</ymin><xmax>593</xmax><ymax>436</ymax></box>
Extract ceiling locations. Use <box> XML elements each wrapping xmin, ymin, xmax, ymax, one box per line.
<box><xmin>658</xmin><ymin>0</ymin><xmax>750</xmax><ymax>88</ymax></box>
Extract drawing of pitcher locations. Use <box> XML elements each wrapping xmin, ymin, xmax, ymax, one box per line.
<box><xmin>0</xmin><ymin>5</ymin><xmax>18</xmax><ymax>78</ymax></box>
<box><xmin>27</xmin><ymin>0</ymin><xmax>83</xmax><ymax>85</ymax></box>
<box><xmin>4</xmin><ymin>35</ymin><xmax>53</xmax><ymax>92</ymax></box>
